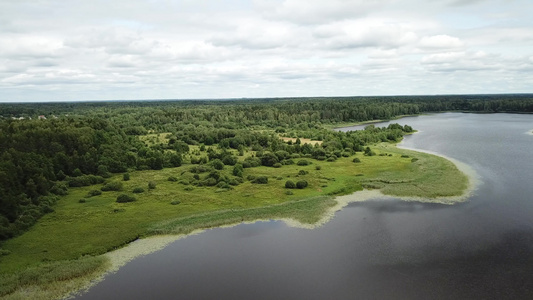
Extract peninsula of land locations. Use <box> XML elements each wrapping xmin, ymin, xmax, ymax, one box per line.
<box><xmin>4</xmin><ymin>95</ymin><xmax>528</xmax><ymax>299</ymax></box>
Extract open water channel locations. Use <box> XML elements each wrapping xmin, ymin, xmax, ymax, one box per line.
<box><xmin>77</xmin><ymin>113</ymin><xmax>533</xmax><ymax>299</ymax></box>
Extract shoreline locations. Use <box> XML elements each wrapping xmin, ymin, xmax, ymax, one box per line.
<box><xmin>72</xmin><ymin>142</ymin><xmax>480</xmax><ymax>298</ymax></box>
<box><xmin>526</xmin><ymin>130</ymin><xmax>533</xmax><ymax>136</ymax></box>
<box><xmin>395</xmin><ymin>133</ymin><xmax>480</xmax><ymax>204</ymax></box>
<box><xmin>330</xmin><ymin>114</ymin><xmax>428</xmax><ymax>130</ymax></box>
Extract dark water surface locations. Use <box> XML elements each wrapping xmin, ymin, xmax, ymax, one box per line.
<box><xmin>77</xmin><ymin>113</ymin><xmax>533</xmax><ymax>300</ymax></box>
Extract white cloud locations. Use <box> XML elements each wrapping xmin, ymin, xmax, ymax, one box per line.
<box><xmin>256</xmin><ymin>0</ymin><xmax>389</xmax><ymax>25</ymax></box>
<box><xmin>0</xmin><ymin>0</ymin><xmax>532</xmax><ymax>101</ymax></box>
<box><xmin>419</xmin><ymin>35</ymin><xmax>464</xmax><ymax>49</ymax></box>
<box><xmin>314</xmin><ymin>20</ymin><xmax>418</xmax><ymax>50</ymax></box>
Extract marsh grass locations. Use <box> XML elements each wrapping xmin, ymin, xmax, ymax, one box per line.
<box><xmin>0</xmin><ymin>143</ymin><xmax>469</xmax><ymax>299</ymax></box>
<box><xmin>0</xmin><ymin>256</ymin><xmax>108</xmax><ymax>300</ymax></box>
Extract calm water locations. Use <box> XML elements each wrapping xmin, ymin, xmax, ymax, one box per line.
<box><xmin>77</xmin><ymin>113</ymin><xmax>533</xmax><ymax>300</ymax></box>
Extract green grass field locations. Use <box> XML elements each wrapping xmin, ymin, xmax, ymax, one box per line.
<box><xmin>0</xmin><ymin>143</ymin><xmax>468</xmax><ymax>299</ymax></box>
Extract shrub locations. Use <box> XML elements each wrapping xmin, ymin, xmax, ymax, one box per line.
<box><xmin>168</xmin><ymin>176</ymin><xmax>178</xmax><ymax>182</ymax></box>
<box><xmin>123</xmin><ymin>173</ymin><xmax>130</xmax><ymax>181</ymax></box>
<box><xmin>252</xmin><ymin>176</ymin><xmax>269</xmax><ymax>184</ymax></box>
<box><xmin>72</xmin><ymin>168</ymin><xmax>83</xmax><ymax>177</ymax></box>
<box><xmin>285</xmin><ymin>190</ymin><xmax>294</xmax><ymax>195</ymax></box>
<box><xmin>132</xmin><ymin>187</ymin><xmax>145</xmax><ymax>193</ymax></box>
<box><xmin>216</xmin><ymin>181</ymin><xmax>230</xmax><ymax>189</ymax></box>
<box><xmin>101</xmin><ymin>181</ymin><xmax>124</xmax><ymax>191</ymax></box>
<box><xmin>298</xmin><ymin>170</ymin><xmax>308</xmax><ymax>175</ymax></box>
<box><xmin>401</xmin><ymin>154</ymin><xmax>410</xmax><ymax>158</ymax></box>
<box><xmin>222</xmin><ymin>155</ymin><xmax>238</xmax><ymax>166</ymax></box>
<box><xmin>364</xmin><ymin>147</ymin><xmax>376</xmax><ymax>156</ymax></box>
<box><xmin>190</xmin><ymin>165</ymin><xmax>210</xmax><ymax>173</ymax></box>
<box><xmin>273</xmin><ymin>163</ymin><xmax>282</xmax><ymax>168</ymax></box>
<box><xmin>233</xmin><ymin>164</ymin><xmax>244</xmax><ymax>177</ymax></box>
<box><xmin>281</xmin><ymin>159</ymin><xmax>294</xmax><ymax>165</ymax></box>
<box><xmin>260</xmin><ymin>152</ymin><xmax>279</xmax><ymax>167</ymax></box>
<box><xmin>50</xmin><ymin>182</ymin><xmax>69</xmax><ymax>195</ymax></box>
<box><xmin>210</xmin><ymin>159</ymin><xmax>224</xmax><ymax>170</ymax></box>
<box><xmin>411</xmin><ymin>158</ymin><xmax>419</xmax><ymax>163</ymax></box>
<box><xmin>170</xmin><ymin>200</ymin><xmax>181</xmax><ymax>205</ymax></box>
<box><xmin>315</xmin><ymin>165</ymin><xmax>322</xmax><ymax>170</ymax></box>
<box><xmin>296</xmin><ymin>180</ymin><xmax>308</xmax><ymax>189</ymax></box>
<box><xmin>246</xmin><ymin>175</ymin><xmax>256</xmax><ymax>181</ymax></box>
<box><xmin>202</xmin><ymin>178</ymin><xmax>217</xmax><ymax>186</ymax></box>
<box><xmin>353</xmin><ymin>158</ymin><xmax>361</xmax><ymax>163</ymax></box>
<box><xmin>116</xmin><ymin>194</ymin><xmax>136</xmax><ymax>203</ymax></box>
<box><xmin>243</xmin><ymin>156</ymin><xmax>262</xmax><ymax>167</ymax></box>
<box><xmin>97</xmin><ymin>165</ymin><xmax>111</xmax><ymax>178</ymax></box>
<box><xmin>184</xmin><ymin>186</ymin><xmax>194</xmax><ymax>191</ymax></box>
<box><xmin>86</xmin><ymin>190</ymin><xmax>102</xmax><ymax>197</ymax></box>
<box><xmin>148</xmin><ymin>181</ymin><xmax>157</xmax><ymax>189</ymax></box>
<box><xmin>78</xmin><ymin>199</ymin><xmax>86</xmax><ymax>203</ymax></box>
<box><xmin>285</xmin><ymin>180</ymin><xmax>296</xmax><ymax>189</ymax></box>
<box><xmin>228</xmin><ymin>179</ymin><xmax>240</xmax><ymax>186</ymax></box>
<box><xmin>297</xmin><ymin>159</ymin><xmax>310</xmax><ymax>166</ymax></box>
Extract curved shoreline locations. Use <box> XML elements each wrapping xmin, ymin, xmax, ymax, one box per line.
<box><xmin>72</xmin><ymin>142</ymin><xmax>480</xmax><ymax>298</ymax></box>
<box><xmin>395</xmin><ymin>135</ymin><xmax>480</xmax><ymax>204</ymax></box>
<box><xmin>97</xmin><ymin>115</ymin><xmax>482</xmax><ymax>278</ymax></box>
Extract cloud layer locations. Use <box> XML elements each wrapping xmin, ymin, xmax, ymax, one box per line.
<box><xmin>0</xmin><ymin>0</ymin><xmax>532</xmax><ymax>101</ymax></box>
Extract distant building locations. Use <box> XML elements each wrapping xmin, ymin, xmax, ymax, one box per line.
<box><xmin>38</xmin><ymin>115</ymin><xmax>47</xmax><ymax>120</ymax></box>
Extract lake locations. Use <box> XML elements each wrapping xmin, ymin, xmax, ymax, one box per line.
<box><xmin>76</xmin><ymin>113</ymin><xmax>533</xmax><ymax>299</ymax></box>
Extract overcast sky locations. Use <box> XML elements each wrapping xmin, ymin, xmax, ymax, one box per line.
<box><xmin>1</xmin><ymin>0</ymin><xmax>532</xmax><ymax>102</ymax></box>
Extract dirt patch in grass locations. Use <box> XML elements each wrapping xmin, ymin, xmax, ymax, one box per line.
<box><xmin>280</xmin><ymin>137</ymin><xmax>322</xmax><ymax>145</ymax></box>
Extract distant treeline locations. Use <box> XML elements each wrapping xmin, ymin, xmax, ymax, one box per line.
<box><xmin>1</xmin><ymin>94</ymin><xmax>532</xmax><ymax>129</ymax></box>
<box><xmin>0</xmin><ymin>94</ymin><xmax>532</xmax><ymax>241</ymax></box>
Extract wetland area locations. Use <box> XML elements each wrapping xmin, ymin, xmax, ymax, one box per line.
<box><xmin>76</xmin><ymin>113</ymin><xmax>533</xmax><ymax>300</ymax></box>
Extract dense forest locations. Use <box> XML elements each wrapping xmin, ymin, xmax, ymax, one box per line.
<box><xmin>0</xmin><ymin>94</ymin><xmax>532</xmax><ymax>241</ymax></box>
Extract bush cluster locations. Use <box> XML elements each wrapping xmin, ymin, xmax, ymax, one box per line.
<box><xmin>296</xmin><ymin>180</ymin><xmax>308</xmax><ymax>189</ymax></box>
<box><xmin>86</xmin><ymin>190</ymin><xmax>102</xmax><ymax>197</ymax></box>
<box><xmin>252</xmin><ymin>176</ymin><xmax>269</xmax><ymax>184</ymax></box>
<box><xmin>67</xmin><ymin>175</ymin><xmax>105</xmax><ymax>187</ymax></box>
<box><xmin>132</xmin><ymin>187</ymin><xmax>145</xmax><ymax>193</ymax></box>
<box><xmin>297</xmin><ymin>159</ymin><xmax>310</xmax><ymax>166</ymax></box>
<box><xmin>116</xmin><ymin>194</ymin><xmax>136</xmax><ymax>203</ymax></box>
<box><xmin>101</xmin><ymin>182</ymin><xmax>123</xmax><ymax>191</ymax></box>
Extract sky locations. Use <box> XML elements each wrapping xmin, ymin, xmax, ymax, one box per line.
<box><xmin>0</xmin><ymin>0</ymin><xmax>532</xmax><ymax>102</ymax></box>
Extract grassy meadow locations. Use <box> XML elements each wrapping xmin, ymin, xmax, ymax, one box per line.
<box><xmin>0</xmin><ymin>143</ymin><xmax>468</xmax><ymax>299</ymax></box>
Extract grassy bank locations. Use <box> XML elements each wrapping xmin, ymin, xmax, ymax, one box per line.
<box><xmin>0</xmin><ymin>143</ymin><xmax>469</xmax><ymax>299</ymax></box>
